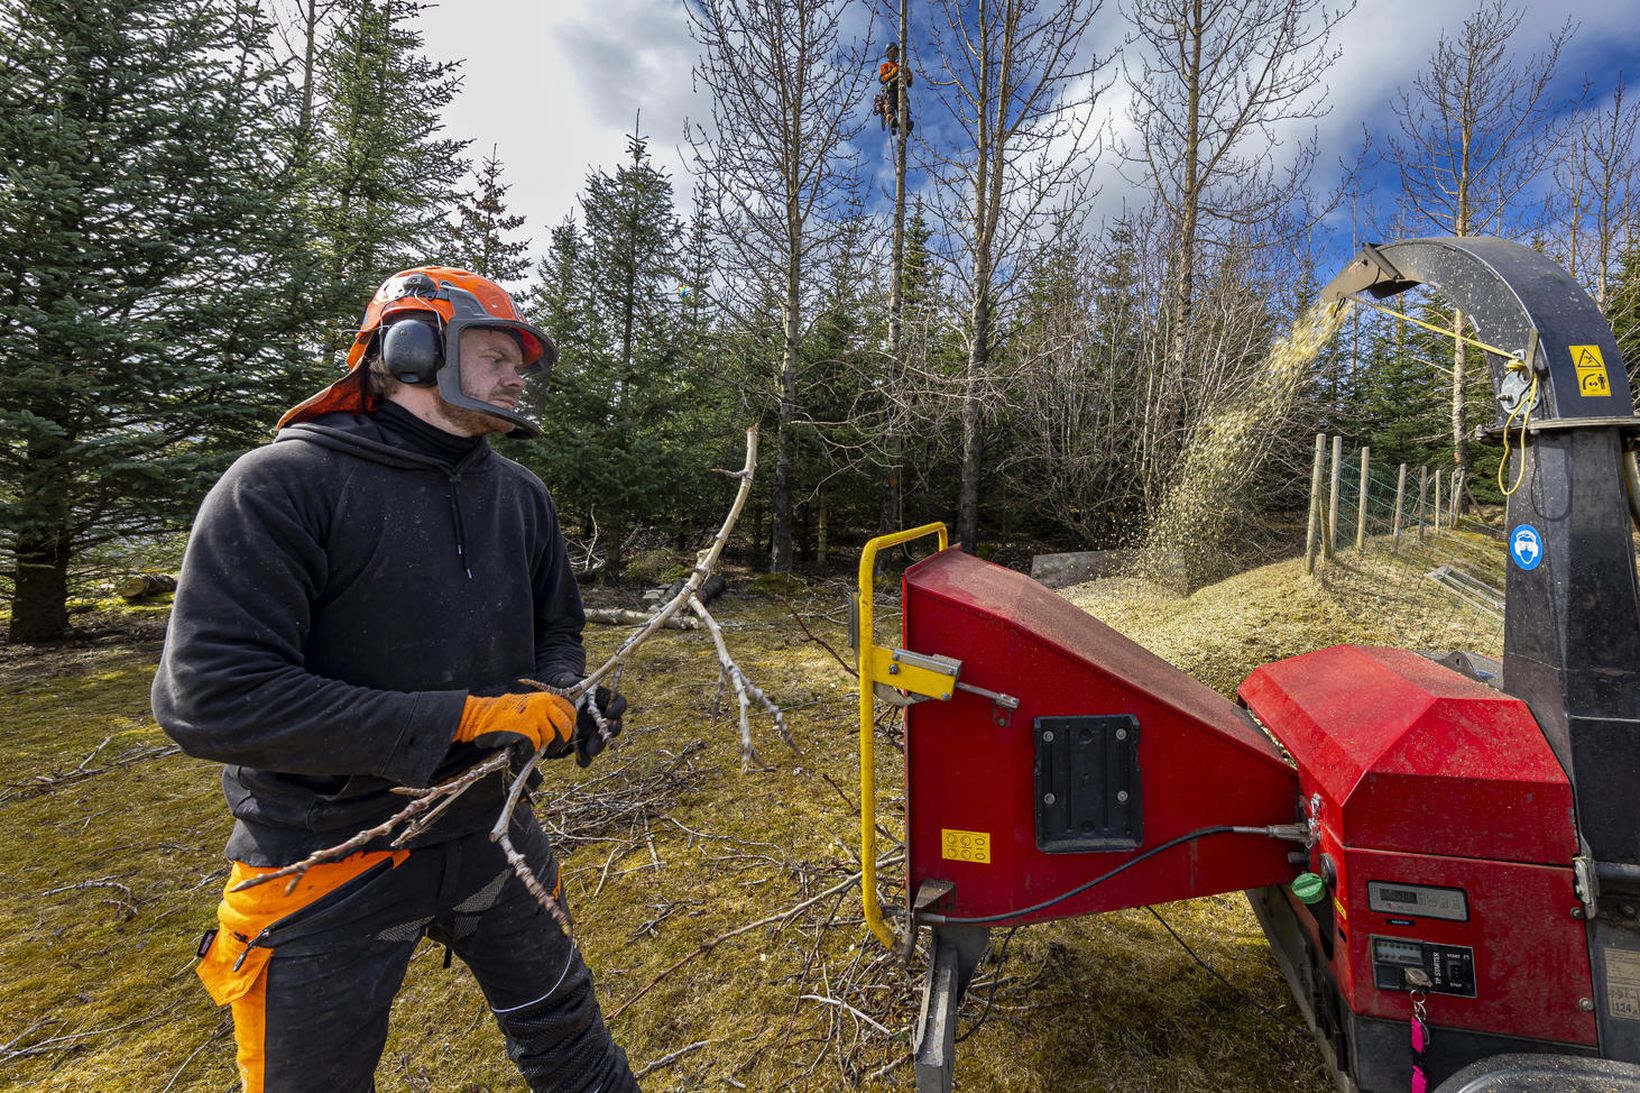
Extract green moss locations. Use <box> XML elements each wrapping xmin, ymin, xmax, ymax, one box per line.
<box><xmin>620</xmin><ymin>549</ymin><xmax>686</xmax><ymax>586</ymax></box>
<box><xmin>746</xmin><ymin>571</ymin><xmax>808</xmax><ymax>597</ymax></box>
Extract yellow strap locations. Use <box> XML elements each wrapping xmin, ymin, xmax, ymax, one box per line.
<box><xmin>1345</xmin><ymin>295</ymin><xmax>1522</xmax><ymax>362</ymax></box>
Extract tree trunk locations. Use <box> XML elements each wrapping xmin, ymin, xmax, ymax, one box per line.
<box><xmin>116</xmin><ymin>573</ymin><xmax>178</xmax><ymax>601</ymax></box>
<box><xmin>746</xmin><ymin>499</ymin><xmax>765</xmax><ymax>567</ymax></box>
<box><xmin>879</xmin><ymin>0</ymin><xmax>911</xmax><ymax>534</ymax></box>
<box><xmin>816</xmin><ymin>487</ymin><xmax>828</xmax><ymax>570</ymax></box>
<box><xmin>299</xmin><ymin>0</ymin><xmax>320</xmax><ymax>140</ymax></box>
<box><xmin>9</xmin><ymin>529</ymin><xmax>71</xmax><ymax>642</ymax></box>
<box><xmin>602</xmin><ymin>523</ymin><xmax>627</xmax><ymax>584</ymax></box>
<box><xmin>1167</xmin><ymin>0</ymin><xmax>1204</xmax><ymax>393</ymax></box>
<box><xmin>799</xmin><ymin>495</ymin><xmax>811</xmax><ymax>564</ymax></box>
<box><xmin>769</xmin><ymin>263</ymin><xmax>800</xmax><ymax>572</ymax></box>
<box><xmin>958</xmin><ymin>288</ymin><xmax>991</xmax><ymax>553</ymax></box>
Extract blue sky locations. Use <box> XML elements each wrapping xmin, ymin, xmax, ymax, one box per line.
<box><xmin>416</xmin><ymin>0</ymin><xmax>1640</xmax><ymax>273</ymax></box>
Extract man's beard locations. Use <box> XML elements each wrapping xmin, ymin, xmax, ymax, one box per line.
<box><xmin>435</xmin><ymin>398</ymin><xmax>514</xmax><ymax>437</ymax></box>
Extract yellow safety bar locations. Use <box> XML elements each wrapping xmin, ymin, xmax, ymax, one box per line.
<box><xmin>856</xmin><ymin>521</ymin><xmax>949</xmax><ymax>950</ymax></box>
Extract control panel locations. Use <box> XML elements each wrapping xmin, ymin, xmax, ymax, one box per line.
<box><xmin>1367</xmin><ymin>880</ymin><xmax>1469</xmax><ymax>922</ymax></box>
<box><xmin>1371</xmin><ymin>935</ymin><xmax>1477</xmax><ymax>997</ymax></box>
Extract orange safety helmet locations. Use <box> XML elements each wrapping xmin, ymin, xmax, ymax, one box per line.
<box><xmin>278</xmin><ymin>266</ymin><xmax>557</xmax><ymax>437</ymax></box>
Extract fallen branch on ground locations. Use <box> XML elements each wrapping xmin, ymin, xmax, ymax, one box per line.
<box><xmin>632</xmin><ymin>1039</ymin><xmax>716</xmax><ymax>1080</ymax></box>
<box><xmin>605</xmin><ymin>852</ymin><xmax>903</xmax><ymax>1024</ymax></box>
<box><xmin>116</xmin><ymin>573</ymin><xmax>178</xmax><ymax>600</ymax></box>
<box><xmin>1</xmin><ymin>1013</ymin><xmax>162</xmax><ymax>1061</ymax></box>
<box><xmin>0</xmin><ymin>738</ymin><xmax>181</xmax><ymax>805</ymax></box>
<box><xmin>584</xmin><ymin>608</ymin><xmax>697</xmax><ymax>629</ymax></box>
<box><xmin>783</xmin><ymin>600</ymin><xmax>856</xmax><ymax>677</ymax></box>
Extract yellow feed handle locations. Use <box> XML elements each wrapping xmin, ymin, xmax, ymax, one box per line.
<box><xmin>857</xmin><ymin>521</ymin><xmax>949</xmax><ymax>950</ymax></box>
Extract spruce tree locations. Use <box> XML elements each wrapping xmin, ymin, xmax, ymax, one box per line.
<box><xmin>445</xmin><ymin>147</ymin><xmax>532</xmax><ymax>286</ymax></box>
<box><xmin>0</xmin><ymin>0</ymin><xmax>301</xmax><ymax>641</ymax></box>
<box><xmin>304</xmin><ymin>0</ymin><xmax>468</xmax><ymax>363</ymax></box>
<box><xmin>1359</xmin><ymin>310</ymin><xmax>1448</xmax><ymax>468</ymax></box>
<box><xmin>800</xmin><ymin>208</ymin><xmax>881</xmax><ymax>561</ymax></box>
<box><xmin>581</xmin><ymin>126</ymin><xmax>682</xmax><ymax>377</ymax></box>
<box><xmin>1612</xmin><ymin>245</ymin><xmax>1640</xmax><ymax>401</ymax></box>
<box><xmin>520</xmin><ymin>134</ymin><xmax>736</xmax><ymax>577</ymax></box>
<box><xmin>522</xmin><ymin>215</ymin><xmax>590</xmax><ymax>423</ymax></box>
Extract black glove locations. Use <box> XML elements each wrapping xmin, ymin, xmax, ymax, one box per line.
<box><xmin>545</xmin><ymin>673</ymin><xmax>627</xmax><ymax>767</ymax></box>
<box><xmin>574</xmin><ymin>685</ymin><xmax>626</xmax><ymax>767</ymax></box>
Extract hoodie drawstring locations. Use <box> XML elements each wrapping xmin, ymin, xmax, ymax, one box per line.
<box><xmin>448</xmin><ymin>475</ymin><xmax>473</xmax><ymax>581</ymax></box>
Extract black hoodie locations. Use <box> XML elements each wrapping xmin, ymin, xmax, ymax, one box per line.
<box><xmin>151</xmin><ymin>407</ymin><xmax>586</xmax><ymax>865</ymax></box>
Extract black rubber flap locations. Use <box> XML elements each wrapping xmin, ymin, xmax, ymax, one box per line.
<box><xmin>1034</xmin><ymin>714</ymin><xmax>1142</xmax><ymax>853</ymax></box>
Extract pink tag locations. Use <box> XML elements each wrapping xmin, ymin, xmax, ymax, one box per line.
<box><xmin>1411</xmin><ymin>1067</ymin><xmax>1427</xmax><ymax>1093</ymax></box>
<box><xmin>1411</xmin><ymin>1019</ymin><xmax>1426</xmax><ymax>1053</ymax></box>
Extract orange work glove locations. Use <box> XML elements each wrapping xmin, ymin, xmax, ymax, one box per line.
<box><xmin>454</xmin><ymin>692</ymin><xmax>577</xmax><ymax>754</ymax></box>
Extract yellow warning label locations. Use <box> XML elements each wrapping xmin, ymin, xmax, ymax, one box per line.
<box><xmin>1333</xmin><ymin>897</ymin><xmax>1349</xmax><ymax>922</ymax></box>
<box><xmin>941</xmin><ymin>829</ymin><xmax>991</xmax><ymax>864</ymax></box>
<box><xmin>1571</xmin><ymin>344</ymin><xmax>1613</xmax><ymax>397</ymax></box>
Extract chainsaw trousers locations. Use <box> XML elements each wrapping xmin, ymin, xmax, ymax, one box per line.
<box><xmin>203</xmin><ymin>814</ymin><xmax>636</xmax><ymax>1093</ymax></box>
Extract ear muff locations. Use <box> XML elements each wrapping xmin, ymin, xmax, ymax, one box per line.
<box><xmin>380</xmin><ymin>319</ymin><xmax>443</xmax><ymax>385</ymax></box>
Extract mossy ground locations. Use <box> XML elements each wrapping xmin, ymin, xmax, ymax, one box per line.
<box><xmin>0</xmin><ymin>537</ymin><xmax>1499</xmax><ymax>1091</ymax></box>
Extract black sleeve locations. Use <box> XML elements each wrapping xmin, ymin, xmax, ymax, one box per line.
<box><xmin>150</xmin><ymin>449</ymin><xmax>462</xmax><ymax>787</ymax></box>
<box><xmin>531</xmin><ymin>488</ymin><xmax>587</xmax><ymax>685</ymax></box>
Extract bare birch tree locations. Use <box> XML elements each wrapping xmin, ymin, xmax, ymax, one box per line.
<box><xmin>686</xmin><ymin>0</ymin><xmax>870</xmax><ymax>572</ymax></box>
<box><xmin>1555</xmin><ymin>78</ymin><xmax>1639</xmax><ymax>316</ymax></box>
<box><xmin>1388</xmin><ymin>0</ymin><xmax>1571</xmax><ymax>504</ymax></box>
<box><xmin>921</xmin><ymin>0</ymin><xmax>1107</xmax><ymax>552</ymax></box>
<box><xmin>1120</xmin><ymin>0</ymin><xmax>1350</xmax><ymax>512</ymax></box>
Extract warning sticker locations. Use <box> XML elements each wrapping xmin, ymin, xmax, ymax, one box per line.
<box><xmin>941</xmin><ymin>829</ymin><xmax>991</xmax><ymax>864</ymax></box>
<box><xmin>1571</xmin><ymin>345</ymin><xmax>1613</xmax><ymax>397</ymax></box>
<box><xmin>1605</xmin><ymin>948</ymin><xmax>1640</xmax><ymax>1021</ymax></box>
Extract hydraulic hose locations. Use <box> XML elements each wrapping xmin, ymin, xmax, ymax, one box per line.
<box><xmin>918</xmin><ymin>823</ymin><xmax>1307</xmax><ymax>927</ymax></box>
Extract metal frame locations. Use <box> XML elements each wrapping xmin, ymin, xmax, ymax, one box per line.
<box><xmin>856</xmin><ymin>521</ymin><xmax>949</xmax><ymax>950</ymax></box>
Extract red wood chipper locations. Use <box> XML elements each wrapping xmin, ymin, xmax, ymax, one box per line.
<box><xmin>853</xmin><ymin>238</ymin><xmax>1640</xmax><ymax>1092</ymax></box>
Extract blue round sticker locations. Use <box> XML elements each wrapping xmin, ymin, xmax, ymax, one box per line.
<box><xmin>1510</xmin><ymin>524</ymin><xmax>1544</xmax><ymax>570</ymax></box>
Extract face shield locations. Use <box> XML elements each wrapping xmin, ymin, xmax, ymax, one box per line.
<box><xmin>431</xmin><ymin>282</ymin><xmax>557</xmax><ymax>438</ymax></box>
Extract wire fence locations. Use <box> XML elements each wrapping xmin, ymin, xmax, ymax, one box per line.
<box><xmin>1299</xmin><ymin>433</ymin><xmax>1508</xmax><ymax>655</ymax></box>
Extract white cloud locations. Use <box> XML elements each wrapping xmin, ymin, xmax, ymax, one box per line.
<box><xmin>418</xmin><ymin>0</ymin><xmax>703</xmax><ymax>258</ymax></box>
<box><xmin>416</xmin><ymin>0</ymin><xmax>1640</xmax><ymax>266</ymax></box>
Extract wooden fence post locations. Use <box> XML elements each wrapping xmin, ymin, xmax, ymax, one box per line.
<box><xmin>1434</xmin><ymin>469</ymin><xmax>1443</xmax><ymax>532</ymax></box>
<box><xmin>1305</xmin><ymin>433</ymin><xmax>1326</xmax><ymax>575</ymax></box>
<box><xmin>1392</xmin><ymin>463</ymin><xmax>1407</xmax><ymax>553</ymax></box>
<box><xmin>1450</xmin><ymin>470</ymin><xmax>1463</xmax><ymax>529</ymax></box>
<box><xmin>1416</xmin><ymin>466</ymin><xmax>1428</xmax><ymax>540</ymax></box>
<box><xmin>1327</xmin><ymin>435</ymin><xmax>1342</xmax><ymax>557</ymax></box>
<box><xmin>1356</xmin><ymin>446</ymin><xmax>1370</xmax><ymax>551</ymax></box>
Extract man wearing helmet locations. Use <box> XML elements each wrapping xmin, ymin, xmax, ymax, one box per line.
<box><xmin>878</xmin><ymin>42</ymin><xmax>913</xmax><ymax>135</ymax></box>
<box><xmin>153</xmin><ymin>268</ymin><xmax>638</xmax><ymax>1091</ymax></box>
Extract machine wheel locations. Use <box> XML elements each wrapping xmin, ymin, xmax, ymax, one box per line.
<box><xmin>1434</xmin><ymin>1052</ymin><xmax>1640</xmax><ymax>1092</ymax></box>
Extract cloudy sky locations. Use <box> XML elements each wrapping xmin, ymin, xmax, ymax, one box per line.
<box><xmin>416</xmin><ymin>0</ymin><xmax>1640</xmax><ymax>268</ymax></box>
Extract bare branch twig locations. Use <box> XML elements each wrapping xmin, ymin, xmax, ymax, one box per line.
<box><xmin>605</xmin><ymin>854</ymin><xmax>903</xmax><ymax>1025</ymax></box>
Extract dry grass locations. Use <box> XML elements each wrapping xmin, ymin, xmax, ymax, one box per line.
<box><xmin>0</xmin><ymin>537</ymin><xmax>1501</xmax><ymax>1091</ymax></box>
